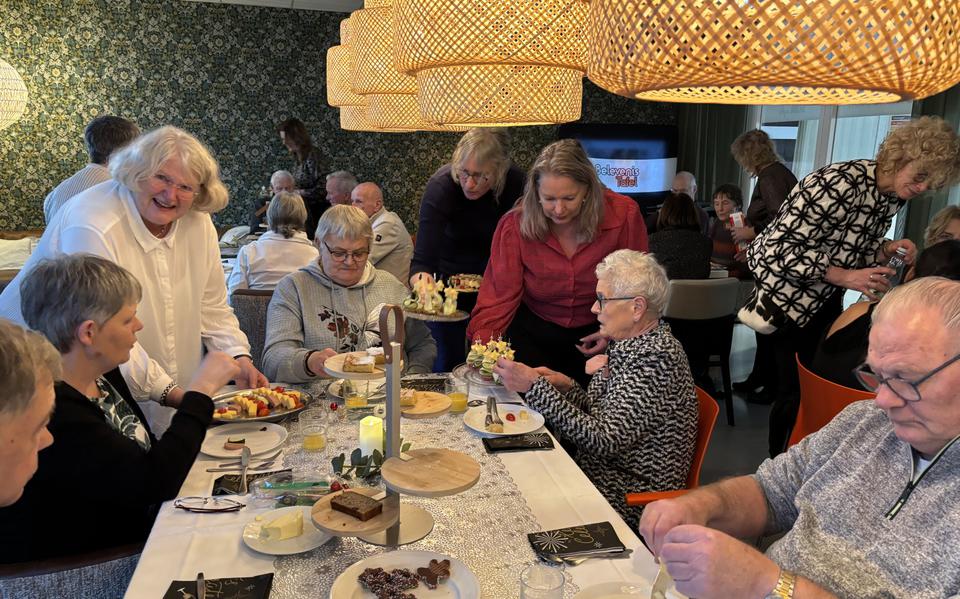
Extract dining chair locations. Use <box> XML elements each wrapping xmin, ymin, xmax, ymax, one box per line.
<box><xmin>787</xmin><ymin>354</ymin><xmax>876</xmax><ymax>447</ymax></box>
<box><xmin>624</xmin><ymin>386</ymin><xmax>720</xmax><ymax>507</ymax></box>
<box><xmin>662</xmin><ymin>277</ymin><xmax>740</xmax><ymax>425</ymax></box>
<box><xmin>0</xmin><ymin>542</ymin><xmax>142</xmax><ymax>599</ymax></box>
<box><xmin>230</xmin><ymin>288</ymin><xmax>274</xmax><ymax>371</ymax></box>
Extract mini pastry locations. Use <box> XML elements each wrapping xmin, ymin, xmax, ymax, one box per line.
<box><xmin>366</xmin><ymin>347</ymin><xmax>385</xmax><ymax>365</ymax></box>
<box><xmin>331</xmin><ymin>491</ymin><xmax>383</xmax><ymax>521</ymax></box>
<box><xmin>399</xmin><ymin>389</ymin><xmax>418</xmax><ymax>407</ymax></box>
<box><xmin>417</xmin><ymin>559</ymin><xmax>451</xmax><ymax>590</ymax></box>
<box><xmin>343</xmin><ymin>353</ymin><xmax>376</xmax><ymax>373</ymax></box>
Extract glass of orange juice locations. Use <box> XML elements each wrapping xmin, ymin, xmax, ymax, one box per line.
<box><xmin>300</xmin><ymin>409</ymin><xmax>328</xmax><ymax>452</ymax></box>
<box><xmin>445</xmin><ymin>376</ymin><xmax>469</xmax><ymax>413</ymax></box>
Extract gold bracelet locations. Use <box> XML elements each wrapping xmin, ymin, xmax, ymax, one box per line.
<box><xmin>765</xmin><ymin>569</ymin><xmax>797</xmax><ymax>599</ymax></box>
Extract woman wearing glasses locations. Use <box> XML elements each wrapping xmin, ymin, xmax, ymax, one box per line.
<box><xmin>0</xmin><ymin>126</ymin><xmax>268</xmax><ymax>435</ymax></box>
<box><xmin>262</xmin><ymin>205</ymin><xmax>436</xmax><ymax>382</ymax></box>
<box><xmin>494</xmin><ymin>250</ymin><xmax>697</xmax><ymax>530</ymax></box>
<box><xmin>409</xmin><ymin>128</ymin><xmax>527</xmax><ymax>370</ymax></box>
<box><xmin>468</xmin><ymin>139</ymin><xmax>648</xmax><ymax>387</ymax></box>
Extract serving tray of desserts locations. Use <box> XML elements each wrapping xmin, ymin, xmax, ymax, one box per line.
<box><xmin>324</xmin><ymin>347</ymin><xmax>392</xmax><ymax>380</ymax></box>
<box><xmin>211</xmin><ymin>386</ymin><xmax>312</xmax><ymax>423</ymax></box>
<box><xmin>403</xmin><ymin>276</ymin><xmax>470</xmax><ymax>322</ymax></box>
<box><xmin>311</xmin><ymin>487</ymin><xmax>399</xmax><ymax>536</ymax></box>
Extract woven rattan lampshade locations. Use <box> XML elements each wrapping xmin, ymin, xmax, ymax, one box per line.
<box><xmin>327</xmin><ymin>45</ymin><xmax>366</xmax><ymax>107</ymax></box>
<box><xmin>0</xmin><ymin>59</ymin><xmax>28</xmax><ymax>131</ymax></box>
<box><xmin>365</xmin><ymin>93</ymin><xmax>470</xmax><ymax>132</ymax></box>
<box><xmin>394</xmin><ymin>0</ymin><xmax>589</xmax><ymax>126</ymax></box>
<box><xmin>350</xmin><ymin>6</ymin><xmax>417</xmax><ymax>96</ymax></box>
<box><xmin>588</xmin><ymin>0</ymin><xmax>960</xmax><ymax>105</ymax></box>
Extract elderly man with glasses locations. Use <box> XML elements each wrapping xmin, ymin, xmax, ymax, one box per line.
<box><xmin>639</xmin><ymin>276</ymin><xmax>960</xmax><ymax>599</ymax></box>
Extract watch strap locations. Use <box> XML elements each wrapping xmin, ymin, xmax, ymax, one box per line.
<box><xmin>764</xmin><ymin>569</ymin><xmax>796</xmax><ymax>599</ymax></box>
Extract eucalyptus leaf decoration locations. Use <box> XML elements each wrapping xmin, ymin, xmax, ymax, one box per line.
<box><xmin>331</xmin><ymin>439</ymin><xmax>412</xmax><ymax>480</ymax></box>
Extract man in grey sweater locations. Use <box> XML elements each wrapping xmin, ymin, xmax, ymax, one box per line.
<box><xmin>639</xmin><ymin>276</ymin><xmax>960</xmax><ymax>599</ymax></box>
<box><xmin>262</xmin><ymin>205</ymin><xmax>435</xmax><ymax>382</ymax></box>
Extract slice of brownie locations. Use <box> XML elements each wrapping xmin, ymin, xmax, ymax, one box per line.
<box><xmin>331</xmin><ymin>491</ymin><xmax>383</xmax><ymax>521</ymax></box>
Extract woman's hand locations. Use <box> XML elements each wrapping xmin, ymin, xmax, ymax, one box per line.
<box><xmin>533</xmin><ymin>367</ymin><xmax>575</xmax><ymax>393</ymax></box>
<box><xmin>187</xmin><ymin>352</ymin><xmax>242</xmax><ymax>398</ymax></box>
<box><xmin>731</xmin><ymin>226</ymin><xmax>756</xmax><ymax>243</ymax></box>
<box><xmin>880</xmin><ymin>238</ymin><xmax>918</xmax><ymax>264</ymax></box>
<box><xmin>494</xmin><ymin>358</ymin><xmax>541</xmax><ymax>393</ymax></box>
<box><xmin>576</xmin><ymin>331</ymin><xmax>609</xmax><ymax>356</ymax></box>
<box><xmin>306</xmin><ymin>348</ymin><xmax>339</xmax><ymax>378</ymax></box>
<box><xmin>585</xmin><ymin>354</ymin><xmax>608</xmax><ymax>376</ymax></box>
<box><xmin>825</xmin><ymin>266</ymin><xmax>896</xmax><ymax>300</ymax></box>
<box><xmin>235</xmin><ymin>356</ymin><xmax>269</xmax><ymax>389</ymax></box>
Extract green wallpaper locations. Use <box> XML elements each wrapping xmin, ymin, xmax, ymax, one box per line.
<box><xmin>0</xmin><ymin>0</ymin><xmax>676</xmax><ymax>231</ymax></box>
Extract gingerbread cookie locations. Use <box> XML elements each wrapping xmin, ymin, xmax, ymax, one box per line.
<box><xmin>416</xmin><ymin>559</ymin><xmax>451</xmax><ymax>590</ymax></box>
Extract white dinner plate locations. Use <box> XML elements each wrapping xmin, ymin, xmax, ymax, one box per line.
<box><xmin>462</xmin><ymin>404</ymin><xmax>545</xmax><ymax>437</ymax></box>
<box><xmin>574</xmin><ymin>582</ymin><xmax>648</xmax><ymax>598</ymax></box>
<box><xmin>200</xmin><ymin>422</ymin><xmax>288</xmax><ymax>458</ymax></box>
<box><xmin>242</xmin><ymin>506</ymin><xmax>332</xmax><ymax>555</ymax></box>
<box><xmin>330</xmin><ymin>550</ymin><xmax>479</xmax><ymax>599</ymax></box>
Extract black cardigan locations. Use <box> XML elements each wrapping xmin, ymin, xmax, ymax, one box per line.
<box><xmin>0</xmin><ymin>369</ymin><xmax>212</xmax><ymax>564</ymax></box>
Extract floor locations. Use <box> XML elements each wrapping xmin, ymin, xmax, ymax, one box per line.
<box><xmin>699</xmin><ymin>324</ymin><xmax>772</xmax><ymax>484</ymax></box>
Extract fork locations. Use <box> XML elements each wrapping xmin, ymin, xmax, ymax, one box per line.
<box><xmin>217</xmin><ymin>449</ymin><xmax>282</xmax><ymax>468</ymax></box>
<box><xmin>485</xmin><ymin>396</ymin><xmax>504</xmax><ymax>430</ymax></box>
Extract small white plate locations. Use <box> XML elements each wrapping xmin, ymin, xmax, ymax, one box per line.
<box><xmin>324</xmin><ymin>352</ymin><xmax>388</xmax><ymax>380</ymax></box>
<box><xmin>462</xmin><ymin>404</ymin><xmax>545</xmax><ymax>437</ymax></box>
<box><xmin>574</xmin><ymin>582</ymin><xmax>647</xmax><ymax>598</ymax></box>
<box><xmin>242</xmin><ymin>506</ymin><xmax>332</xmax><ymax>556</ymax></box>
<box><xmin>200</xmin><ymin>422</ymin><xmax>288</xmax><ymax>458</ymax></box>
<box><xmin>330</xmin><ymin>550</ymin><xmax>479</xmax><ymax>599</ymax></box>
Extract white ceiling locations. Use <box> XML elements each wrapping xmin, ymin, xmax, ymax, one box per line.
<box><xmin>183</xmin><ymin>0</ymin><xmax>362</xmax><ymax>12</ymax></box>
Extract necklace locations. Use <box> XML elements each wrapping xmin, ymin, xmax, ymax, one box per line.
<box><xmin>152</xmin><ymin>222</ymin><xmax>170</xmax><ymax>238</ymax></box>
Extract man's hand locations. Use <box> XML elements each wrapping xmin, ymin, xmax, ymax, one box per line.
<box><xmin>532</xmin><ymin>366</ymin><xmax>575</xmax><ymax>393</ymax></box>
<box><xmin>494</xmin><ymin>358</ymin><xmax>541</xmax><ymax>393</ymax></box>
<box><xmin>731</xmin><ymin>226</ymin><xmax>756</xmax><ymax>244</ymax></box>
<box><xmin>235</xmin><ymin>356</ymin><xmax>269</xmax><ymax>389</ymax></box>
<box><xmin>659</xmin><ymin>525</ymin><xmax>780</xmax><ymax>599</ymax></box>
<box><xmin>639</xmin><ymin>496</ymin><xmax>710</xmax><ymax>557</ymax></box>
<box><xmin>306</xmin><ymin>348</ymin><xmax>339</xmax><ymax>378</ymax></box>
<box><xmin>576</xmin><ymin>331</ymin><xmax>609</xmax><ymax>356</ymax></box>
<box><xmin>187</xmin><ymin>352</ymin><xmax>242</xmax><ymax>398</ymax></box>
<box><xmin>882</xmin><ymin>238</ymin><xmax>918</xmax><ymax>264</ymax></box>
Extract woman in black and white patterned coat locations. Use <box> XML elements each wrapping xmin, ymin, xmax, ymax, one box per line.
<box><xmin>495</xmin><ymin>249</ymin><xmax>698</xmax><ymax>530</ymax></box>
<box><xmin>741</xmin><ymin>116</ymin><xmax>960</xmax><ymax>457</ymax></box>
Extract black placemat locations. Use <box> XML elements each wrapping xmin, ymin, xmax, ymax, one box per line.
<box><xmin>163</xmin><ymin>573</ymin><xmax>273</xmax><ymax>599</ymax></box>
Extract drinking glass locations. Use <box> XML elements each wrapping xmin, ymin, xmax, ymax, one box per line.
<box><xmin>299</xmin><ymin>409</ymin><xmax>328</xmax><ymax>452</ymax></box>
<box><xmin>520</xmin><ymin>564</ymin><xmax>564</xmax><ymax>599</ymax></box>
<box><xmin>445</xmin><ymin>375</ymin><xmax>469</xmax><ymax>413</ymax></box>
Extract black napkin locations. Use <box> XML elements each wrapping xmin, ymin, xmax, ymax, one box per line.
<box><xmin>482</xmin><ymin>433</ymin><xmax>555</xmax><ymax>453</ymax></box>
<box><xmin>163</xmin><ymin>573</ymin><xmax>273</xmax><ymax>599</ymax></box>
<box><xmin>212</xmin><ymin>469</ymin><xmax>292</xmax><ymax>496</ymax></box>
<box><xmin>528</xmin><ymin>521</ymin><xmax>626</xmax><ymax>558</ymax></box>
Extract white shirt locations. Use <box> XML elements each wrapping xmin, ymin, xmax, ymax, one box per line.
<box><xmin>0</xmin><ymin>180</ymin><xmax>250</xmax><ymax>406</ymax></box>
<box><xmin>43</xmin><ymin>163</ymin><xmax>112</xmax><ymax>224</ymax></box>
<box><xmin>226</xmin><ymin>230</ymin><xmax>319</xmax><ymax>297</ymax></box>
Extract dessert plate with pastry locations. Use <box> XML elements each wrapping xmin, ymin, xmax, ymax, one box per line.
<box><xmin>211</xmin><ymin>385</ymin><xmax>312</xmax><ymax>424</ymax></box>
<box><xmin>329</xmin><ymin>549</ymin><xmax>480</xmax><ymax>599</ymax></box>
<box><xmin>200</xmin><ymin>422</ymin><xmax>288</xmax><ymax>458</ymax></box>
<box><xmin>324</xmin><ymin>348</ymin><xmax>396</xmax><ymax>380</ymax></box>
<box><xmin>242</xmin><ymin>505</ymin><xmax>332</xmax><ymax>555</ymax></box>
<box><xmin>462</xmin><ymin>403</ymin><xmax>545</xmax><ymax>437</ymax></box>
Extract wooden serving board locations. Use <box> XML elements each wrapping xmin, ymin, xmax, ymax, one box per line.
<box><xmin>323</xmin><ymin>352</ymin><xmax>387</xmax><ymax>381</ymax></box>
<box><xmin>401</xmin><ymin>391</ymin><xmax>452</xmax><ymax>419</ymax></box>
<box><xmin>311</xmin><ymin>488</ymin><xmax>399</xmax><ymax>537</ymax></box>
<box><xmin>380</xmin><ymin>448</ymin><xmax>481</xmax><ymax>498</ymax></box>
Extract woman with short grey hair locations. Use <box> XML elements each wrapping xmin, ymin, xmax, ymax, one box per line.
<box><xmin>495</xmin><ymin>249</ymin><xmax>697</xmax><ymax>530</ymax></box>
<box><xmin>0</xmin><ymin>125</ymin><xmax>267</xmax><ymax>435</ymax></box>
<box><xmin>264</xmin><ymin>205</ymin><xmax>436</xmax><ymax>382</ymax></box>
<box><xmin>227</xmin><ymin>191</ymin><xmax>319</xmax><ymax>296</ymax></box>
<box><xmin>0</xmin><ymin>254</ymin><xmax>239</xmax><ymax>564</ymax></box>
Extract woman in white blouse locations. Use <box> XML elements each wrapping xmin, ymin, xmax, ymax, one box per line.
<box><xmin>0</xmin><ymin>126</ymin><xmax>267</xmax><ymax>432</ymax></box>
<box><xmin>227</xmin><ymin>191</ymin><xmax>319</xmax><ymax>297</ymax></box>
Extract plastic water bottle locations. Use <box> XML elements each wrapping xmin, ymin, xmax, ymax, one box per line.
<box><xmin>859</xmin><ymin>247</ymin><xmax>909</xmax><ymax>302</ymax></box>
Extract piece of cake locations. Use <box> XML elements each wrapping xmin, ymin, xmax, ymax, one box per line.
<box><xmin>366</xmin><ymin>347</ymin><xmax>385</xmax><ymax>365</ymax></box>
<box><xmin>331</xmin><ymin>491</ymin><xmax>383</xmax><ymax>521</ymax></box>
<box><xmin>399</xmin><ymin>389</ymin><xmax>417</xmax><ymax>407</ymax></box>
<box><xmin>343</xmin><ymin>353</ymin><xmax>375</xmax><ymax>373</ymax></box>
<box><xmin>259</xmin><ymin>509</ymin><xmax>303</xmax><ymax>541</ymax></box>
<box><xmin>223</xmin><ymin>437</ymin><xmax>246</xmax><ymax>450</ymax></box>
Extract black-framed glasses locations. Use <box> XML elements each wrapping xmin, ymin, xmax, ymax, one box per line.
<box><xmin>322</xmin><ymin>241</ymin><xmax>370</xmax><ymax>262</ymax></box>
<box><xmin>595</xmin><ymin>294</ymin><xmax>636</xmax><ymax>310</ymax></box>
<box><xmin>853</xmin><ymin>351</ymin><xmax>960</xmax><ymax>402</ymax></box>
<box><xmin>174</xmin><ymin>496</ymin><xmax>245</xmax><ymax>513</ymax></box>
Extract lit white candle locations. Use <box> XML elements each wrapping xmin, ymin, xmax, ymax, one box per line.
<box><xmin>358</xmin><ymin>416</ymin><xmax>383</xmax><ymax>456</ymax></box>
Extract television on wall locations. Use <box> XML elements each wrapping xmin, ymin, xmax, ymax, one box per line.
<box><xmin>556</xmin><ymin>123</ymin><xmax>678</xmax><ymax>213</ymax></box>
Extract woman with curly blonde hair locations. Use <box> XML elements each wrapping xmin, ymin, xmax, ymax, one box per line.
<box><xmin>924</xmin><ymin>205</ymin><xmax>960</xmax><ymax>248</ymax></box>
<box><xmin>742</xmin><ymin>115</ymin><xmax>960</xmax><ymax>457</ymax></box>
<box><xmin>730</xmin><ymin>129</ymin><xmax>798</xmax><ymax>246</ymax></box>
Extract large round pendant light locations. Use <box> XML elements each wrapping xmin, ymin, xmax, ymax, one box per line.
<box><xmin>365</xmin><ymin>93</ymin><xmax>469</xmax><ymax>132</ymax></box>
<box><xmin>0</xmin><ymin>58</ymin><xmax>28</xmax><ymax>131</ymax></box>
<box><xmin>588</xmin><ymin>0</ymin><xmax>960</xmax><ymax>105</ymax></box>
<box><xmin>350</xmin><ymin>5</ymin><xmax>417</xmax><ymax>96</ymax></box>
<box><xmin>393</xmin><ymin>0</ymin><xmax>590</xmax><ymax>126</ymax></box>
<box><xmin>327</xmin><ymin>18</ymin><xmax>366</xmax><ymax>108</ymax></box>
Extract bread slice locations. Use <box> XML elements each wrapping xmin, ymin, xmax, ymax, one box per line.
<box><xmin>343</xmin><ymin>353</ymin><xmax>375</xmax><ymax>373</ymax></box>
<box><xmin>331</xmin><ymin>491</ymin><xmax>383</xmax><ymax>521</ymax></box>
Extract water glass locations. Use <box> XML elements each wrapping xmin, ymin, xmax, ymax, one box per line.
<box><xmin>520</xmin><ymin>564</ymin><xmax>564</xmax><ymax>599</ymax></box>
<box><xmin>299</xmin><ymin>409</ymin><xmax>328</xmax><ymax>452</ymax></box>
<box><xmin>445</xmin><ymin>375</ymin><xmax>470</xmax><ymax>413</ymax></box>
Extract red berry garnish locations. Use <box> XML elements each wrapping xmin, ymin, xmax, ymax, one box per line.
<box><xmin>505</xmin><ymin>413</ymin><xmax>516</xmax><ymax>422</ymax></box>
<box><xmin>331</xmin><ymin>481</ymin><xmax>342</xmax><ymax>492</ymax></box>
<box><xmin>329</xmin><ymin>402</ymin><xmax>338</xmax><ymax>411</ymax></box>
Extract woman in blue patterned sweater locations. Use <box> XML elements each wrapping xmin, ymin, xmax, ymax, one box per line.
<box><xmin>495</xmin><ymin>249</ymin><xmax>698</xmax><ymax>530</ymax></box>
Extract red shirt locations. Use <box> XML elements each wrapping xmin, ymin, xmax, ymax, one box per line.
<box><xmin>468</xmin><ymin>189</ymin><xmax>648</xmax><ymax>342</ymax></box>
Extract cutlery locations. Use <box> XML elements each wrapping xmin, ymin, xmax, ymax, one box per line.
<box><xmin>205</xmin><ymin>461</ymin><xmax>280</xmax><ymax>473</ymax></box>
<box><xmin>651</xmin><ymin>561</ymin><xmax>673</xmax><ymax>599</ymax></box>
<box><xmin>196</xmin><ymin>571</ymin><xmax>206</xmax><ymax>599</ymax></box>
<box><xmin>540</xmin><ymin>548</ymin><xmax>633</xmax><ymax>566</ymax></box>
<box><xmin>217</xmin><ymin>449</ymin><xmax>282</xmax><ymax>468</ymax></box>
<box><xmin>238</xmin><ymin>447</ymin><xmax>251</xmax><ymax>495</ymax></box>
<box><xmin>485</xmin><ymin>396</ymin><xmax>504</xmax><ymax>430</ymax></box>
<box><xmin>468</xmin><ymin>399</ymin><xmax>524</xmax><ymax>407</ymax></box>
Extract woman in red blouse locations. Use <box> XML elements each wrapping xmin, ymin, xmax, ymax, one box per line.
<box><xmin>467</xmin><ymin>139</ymin><xmax>648</xmax><ymax>386</ymax></box>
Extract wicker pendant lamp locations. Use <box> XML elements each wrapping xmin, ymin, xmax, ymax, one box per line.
<box><xmin>394</xmin><ymin>0</ymin><xmax>590</xmax><ymax>126</ymax></box>
<box><xmin>350</xmin><ymin>5</ymin><xmax>417</xmax><ymax>96</ymax></box>
<box><xmin>0</xmin><ymin>58</ymin><xmax>28</xmax><ymax>131</ymax></box>
<box><xmin>365</xmin><ymin>93</ymin><xmax>470</xmax><ymax>132</ymax></box>
<box><xmin>327</xmin><ymin>18</ymin><xmax>366</xmax><ymax>108</ymax></box>
<box><xmin>588</xmin><ymin>0</ymin><xmax>960</xmax><ymax>105</ymax></box>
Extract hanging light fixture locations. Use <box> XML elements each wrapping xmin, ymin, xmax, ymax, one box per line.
<box><xmin>326</xmin><ymin>19</ymin><xmax>366</xmax><ymax>108</ymax></box>
<box><xmin>0</xmin><ymin>58</ymin><xmax>28</xmax><ymax>131</ymax></box>
<box><xmin>365</xmin><ymin>93</ymin><xmax>470</xmax><ymax>132</ymax></box>
<box><xmin>588</xmin><ymin>0</ymin><xmax>960</xmax><ymax>105</ymax></box>
<box><xmin>394</xmin><ymin>0</ymin><xmax>590</xmax><ymax>126</ymax></box>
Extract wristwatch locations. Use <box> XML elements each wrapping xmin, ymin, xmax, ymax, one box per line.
<box><xmin>764</xmin><ymin>569</ymin><xmax>796</xmax><ymax>599</ymax></box>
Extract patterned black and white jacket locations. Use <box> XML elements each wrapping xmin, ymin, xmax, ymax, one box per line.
<box><xmin>746</xmin><ymin>160</ymin><xmax>904</xmax><ymax>329</ymax></box>
<box><xmin>524</xmin><ymin>322</ymin><xmax>697</xmax><ymax>530</ymax></box>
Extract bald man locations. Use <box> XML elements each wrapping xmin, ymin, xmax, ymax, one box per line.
<box><xmin>352</xmin><ymin>182</ymin><xmax>414</xmax><ymax>284</ymax></box>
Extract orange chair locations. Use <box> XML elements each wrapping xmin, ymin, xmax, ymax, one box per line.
<box><xmin>788</xmin><ymin>354</ymin><xmax>875</xmax><ymax>447</ymax></box>
<box><xmin>625</xmin><ymin>386</ymin><xmax>720</xmax><ymax>507</ymax></box>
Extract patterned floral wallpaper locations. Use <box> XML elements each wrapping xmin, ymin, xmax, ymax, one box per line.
<box><xmin>0</xmin><ymin>0</ymin><xmax>676</xmax><ymax>231</ymax></box>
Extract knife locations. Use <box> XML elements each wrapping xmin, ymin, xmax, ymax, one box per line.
<box><xmin>238</xmin><ymin>446</ymin><xmax>251</xmax><ymax>495</ymax></box>
<box><xmin>196</xmin><ymin>571</ymin><xmax>206</xmax><ymax>599</ymax></box>
<box><xmin>651</xmin><ymin>561</ymin><xmax>673</xmax><ymax>599</ymax></box>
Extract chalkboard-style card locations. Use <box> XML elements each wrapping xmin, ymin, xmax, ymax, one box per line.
<box><xmin>528</xmin><ymin>521</ymin><xmax>626</xmax><ymax>558</ymax></box>
<box><xmin>482</xmin><ymin>433</ymin><xmax>554</xmax><ymax>453</ymax></box>
<box><xmin>163</xmin><ymin>573</ymin><xmax>273</xmax><ymax>599</ymax></box>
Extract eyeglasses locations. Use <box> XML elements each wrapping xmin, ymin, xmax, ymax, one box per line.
<box><xmin>595</xmin><ymin>294</ymin><xmax>636</xmax><ymax>310</ymax></box>
<box><xmin>457</xmin><ymin>169</ymin><xmax>490</xmax><ymax>185</ymax></box>
<box><xmin>152</xmin><ymin>173</ymin><xmax>199</xmax><ymax>199</ymax></box>
<box><xmin>174</xmin><ymin>496</ymin><xmax>245</xmax><ymax>513</ymax></box>
<box><xmin>853</xmin><ymin>351</ymin><xmax>960</xmax><ymax>402</ymax></box>
<box><xmin>322</xmin><ymin>240</ymin><xmax>369</xmax><ymax>262</ymax></box>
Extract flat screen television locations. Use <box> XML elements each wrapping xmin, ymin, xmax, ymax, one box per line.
<box><xmin>556</xmin><ymin>123</ymin><xmax>678</xmax><ymax>213</ymax></box>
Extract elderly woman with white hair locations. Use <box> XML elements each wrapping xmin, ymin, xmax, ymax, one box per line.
<box><xmin>0</xmin><ymin>126</ymin><xmax>267</xmax><ymax>434</ymax></box>
<box><xmin>263</xmin><ymin>205</ymin><xmax>436</xmax><ymax>382</ymax></box>
<box><xmin>228</xmin><ymin>191</ymin><xmax>319</xmax><ymax>296</ymax></box>
<box><xmin>495</xmin><ymin>249</ymin><xmax>697</xmax><ymax>530</ymax></box>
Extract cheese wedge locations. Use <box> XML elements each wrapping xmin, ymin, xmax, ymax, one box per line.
<box><xmin>259</xmin><ymin>509</ymin><xmax>303</xmax><ymax>541</ymax></box>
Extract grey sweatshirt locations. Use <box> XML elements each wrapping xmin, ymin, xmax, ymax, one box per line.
<box><xmin>262</xmin><ymin>260</ymin><xmax>436</xmax><ymax>382</ymax></box>
<box><xmin>755</xmin><ymin>400</ymin><xmax>960</xmax><ymax>598</ymax></box>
